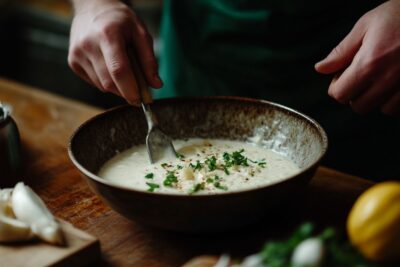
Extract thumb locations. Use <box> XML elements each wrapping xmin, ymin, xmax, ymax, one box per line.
<box><xmin>315</xmin><ymin>17</ymin><xmax>367</xmax><ymax>74</ymax></box>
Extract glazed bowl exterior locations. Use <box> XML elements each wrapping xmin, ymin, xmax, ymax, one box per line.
<box><xmin>68</xmin><ymin>97</ymin><xmax>328</xmax><ymax>232</ymax></box>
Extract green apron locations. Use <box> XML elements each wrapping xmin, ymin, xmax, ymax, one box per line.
<box><xmin>155</xmin><ymin>0</ymin><xmax>377</xmax><ymax>108</ymax></box>
<box><xmin>153</xmin><ymin>0</ymin><xmax>399</xmax><ymax>180</ymax></box>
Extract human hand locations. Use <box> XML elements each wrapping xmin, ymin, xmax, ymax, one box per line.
<box><xmin>315</xmin><ymin>0</ymin><xmax>400</xmax><ymax>116</ymax></box>
<box><xmin>68</xmin><ymin>0</ymin><xmax>162</xmax><ymax>105</ymax></box>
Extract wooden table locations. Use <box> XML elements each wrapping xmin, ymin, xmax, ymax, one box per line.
<box><xmin>0</xmin><ymin>78</ymin><xmax>374</xmax><ymax>267</ymax></box>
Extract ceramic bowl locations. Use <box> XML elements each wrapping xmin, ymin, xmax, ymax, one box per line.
<box><xmin>68</xmin><ymin>97</ymin><xmax>328</xmax><ymax>232</ymax></box>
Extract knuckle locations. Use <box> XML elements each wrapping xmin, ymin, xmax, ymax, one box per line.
<box><xmin>100</xmin><ymin>23</ymin><xmax>118</xmax><ymax>39</ymax></box>
<box><xmin>69</xmin><ymin>46</ymin><xmax>82</xmax><ymax>59</ymax></box>
<box><xmin>67</xmin><ymin>56</ymin><xmax>80</xmax><ymax>71</ymax></box>
<box><xmin>79</xmin><ymin>38</ymin><xmax>94</xmax><ymax>53</ymax></box>
<box><xmin>328</xmin><ymin>87</ymin><xmax>347</xmax><ymax>104</ymax></box>
<box><xmin>102</xmin><ymin>79</ymin><xmax>115</xmax><ymax>92</ymax></box>
<box><xmin>109</xmin><ymin>61</ymin><xmax>127</xmax><ymax>78</ymax></box>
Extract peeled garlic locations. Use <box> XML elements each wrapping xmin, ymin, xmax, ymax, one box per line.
<box><xmin>11</xmin><ymin>182</ymin><xmax>64</xmax><ymax>245</ymax></box>
<box><xmin>180</xmin><ymin>167</ymin><xmax>195</xmax><ymax>180</ymax></box>
<box><xmin>0</xmin><ymin>214</ymin><xmax>33</xmax><ymax>242</ymax></box>
<box><xmin>31</xmin><ymin>221</ymin><xmax>64</xmax><ymax>245</ymax></box>
<box><xmin>0</xmin><ymin>188</ymin><xmax>33</xmax><ymax>243</ymax></box>
<box><xmin>291</xmin><ymin>238</ymin><xmax>325</xmax><ymax>267</ymax></box>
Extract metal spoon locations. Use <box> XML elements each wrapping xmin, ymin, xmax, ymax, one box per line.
<box><xmin>129</xmin><ymin>51</ymin><xmax>177</xmax><ymax>164</ymax></box>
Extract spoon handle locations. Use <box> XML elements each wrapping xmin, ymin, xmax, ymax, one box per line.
<box><xmin>128</xmin><ymin>49</ymin><xmax>153</xmax><ymax>104</ymax></box>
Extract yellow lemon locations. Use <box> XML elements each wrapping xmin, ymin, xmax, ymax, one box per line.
<box><xmin>347</xmin><ymin>181</ymin><xmax>400</xmax><ymax>262</ymax></box>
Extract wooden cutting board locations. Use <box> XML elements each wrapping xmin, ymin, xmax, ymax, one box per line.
<box><xmin>0</xmin><ymin>220</ymin><xmax>100</xmax><ymax>267</ymax></box>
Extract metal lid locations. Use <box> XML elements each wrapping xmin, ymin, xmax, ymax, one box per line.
<box><xmin>0</xmin><ymin>102</ymin><xmax>11</xmax><ymax>123</ymax></box>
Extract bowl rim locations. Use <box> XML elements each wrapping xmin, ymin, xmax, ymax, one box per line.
<box><xmin>68</xmin><ymin>96</ymin><xmax>328</xmax><ymax>198</ymax></box>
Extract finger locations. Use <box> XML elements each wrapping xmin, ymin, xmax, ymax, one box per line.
<box><xmin>69</xmin><ymin>61</ymin><xmax>94</xmax><ymax>86</ymax></box>
<box><xmin>68</xmin><ymin>51</ymin><xmax>97</xmax><ymax>88</ymax></box>
<box><xmin>131</xmin><ymin>17</ymin><xmax>163</xmax><ymax>88</ymax></box>
<box><xmin>100</xmin><ymin>35</ymin><xmax>140</xmax><ymax>105</ymax></box>
<box><xmin>87</xmin><ymin>47</ymin><xmax>121</xmax><ymax>96</ymax></box>
<box><xmin>351</xmin><ymin>83</ymin><xmax>398</xmax><ymax>114</ymax></box>
<box><xmin>79</xmin><ymin>58</ymin><xmax>104</xmax><ymax>91</ymax></box>
<box><xmin>381</xmin><ymin>90</ymin><xmax>400</xmax><ymax>116</ymax></box>
<box><xmin>327</xmin><ymin>58</ymin><xmax>371</xmax><ymax>104</ymax></box>
<box><xmin>315</xmin><ymin>17</ymin><xmax>367</xmax><ymax>74</ymax></box>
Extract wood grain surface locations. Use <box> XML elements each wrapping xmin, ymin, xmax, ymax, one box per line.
<box><xmin>0</xmin><ymin>78</ymin><xmax>374</xmax><ymax>267</ymax></box>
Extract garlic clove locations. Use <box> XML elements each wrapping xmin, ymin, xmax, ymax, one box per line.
<box><xmin>11</xmin><ymin>182</ymin><xmax>64</xmax><ymax>245</ymax></box>
<box><xmin>180</xmin><ymin>166</ymin><xmax>195</xmax><ymax>180</ymax></box>
<box><xmin>0</xmin><ymin>214</ymin><xmax>33</xmax><ymax>243</ymax></box>
<box><xmin>11</xmin><ymin>182</ymin><xmax>54</xmax><ymax>224</ymax></box>
<box><xmin>31</xmin><ymin>221</ymin><xmax>64</xmax><ymax>246</ymax></box>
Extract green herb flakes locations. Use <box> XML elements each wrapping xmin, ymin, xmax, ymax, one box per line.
<box><xmin>146</xmin><ymin>182</ymin><xmax>159</xmax><ymax>192</ymax></box>
<box><xmin>258</xmin><ymin>160</ymin><xmax>267</xmax><ymax>168</ymax></box>
<box><xmin>176</xmin><ymin>152</ymin><xmax>185</xmax><ymax>159</ymax></box>
<box><xmin>163</xmin><ymin>171</ymin><xmax>178</xmax><ymax>187</ymax></box>
<box><xmin>188</xmin><ymin>183</ymin><xmax>205</xmax><ymax>194</ymax></box>
<box><xmin>205</xmin><ymin>156</ymin><xmax>217</xmax><ymax>171</ymax></box>
<box><xmin>161</xmin><ymin>163</ymin><xmax>168</xmax><ymax>168</ymax></box>
<box><xmin>144</xmin><ymin>173</ymin><xmax>154</xmax><ymax>179</ymax></box>
<box><xmin>189</xmin><ymin>160</ymin><xmax>203</xmax><ymax>171</ymax></box>
<box><xmin>223</xmin><ymin>165</ymin><xmax>230</xmax><ymax>175</ymax></box>
<box><xmin>214</xmin><ymin>182</ymin><xmax>228</xmax><ymax>191</ymax></box>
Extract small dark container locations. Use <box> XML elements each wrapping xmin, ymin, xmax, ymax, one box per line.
<box><xmin>0</xmin><ymin>103</ymin><xmax>22</xmax><ymax>187</ymax></box>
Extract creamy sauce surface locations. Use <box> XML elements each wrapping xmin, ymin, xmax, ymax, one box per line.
<box><xmin>98</xmin><ymin>139</ymin><xmax>300</xmax><ymax>194</ymax></box>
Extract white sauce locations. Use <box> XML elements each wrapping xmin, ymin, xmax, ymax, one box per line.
<box><xmin>98</xmin><ymin>139</ymin><xmax>300</xmax><ymax>195</ymax></box>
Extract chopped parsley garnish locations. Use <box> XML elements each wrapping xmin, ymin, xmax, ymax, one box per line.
<box><xmin>223</xmin><ymin>165</ymin><xmax>230</xmax><ymax>175</ymax></box>
<box><xmin>205</xmin><ymin>156</ymin><xmax>217</xmax><ymax>171</ymax></box>
<box><xmin>188</xmin><ymin>183</ymin><xmax>205</xmax><ymax>194</ymax></box>
<box><xmin>176</xmin><ymin>152</ymin><xmax>185</xmax><ymax>159</ymax></box>
<box><xmin>223</xmin><ymin>152</ymin><xmax>232</xmax><ymax>167</ymax></box>
<box><xmin>206</xmin><ymin>175</ymin><xmax>220</xmax><ymax>184</ymax></box>
<box><xmin>214</xmin><ymin>181</ymin><xmax>228</xmax><ymax>191</ymax></box>
<box><xmin>189</xmin><ymin>160</ymin><xmax>203</xmax><ymax>171</ymax></box>
<box><xmin>177</xmin><ymin>164</ymin><xmax>183</xmax><ymax>170</ymax></box>
<box><xmin>231</xmin><ymin>149</ymin><xmax>249</xmax><ymax>166</ymax></box>
<box><xmin>144</xmin><ymin>173</ymin><xmax>154</xmax><ymax>179</ymax></box>
<box><xmin>206</xmin><ymin>177</ymin><xmax>214</xmax><ymax>183</ymax></box>
<box><xmin>223</xmin><ymin>149</ymin><xmax>249</xmax><ymax>167</ymax></box>
<box><xmin>163</xmin><ymin>171</ymin><xmax>178</xmax><ymax>187</ymax></box>
<box><xmin>258</xmin><ymin>160</ymin><xmax>267</xmax><ymax>168</ymax></box>
<box><xmin>161</xmin><ymin>163</ymin><xmax>168</xmax><ymax>168</ymax></box>
<box><xmin>146</xmin><ymin>182</ymin><xmax>160</xmax><ymax>192</ymax></box>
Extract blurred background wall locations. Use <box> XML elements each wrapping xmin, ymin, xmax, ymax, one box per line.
<box><xmin>0</xmin><ymin>0</ymin><xmax>162</xmax><ymax>108</ymax></box>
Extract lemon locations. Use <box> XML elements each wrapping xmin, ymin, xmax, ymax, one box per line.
<box><xmin>347</xmin><ymin>181</ymin><xmax>400</xmax><ymax>262</ymax></box>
